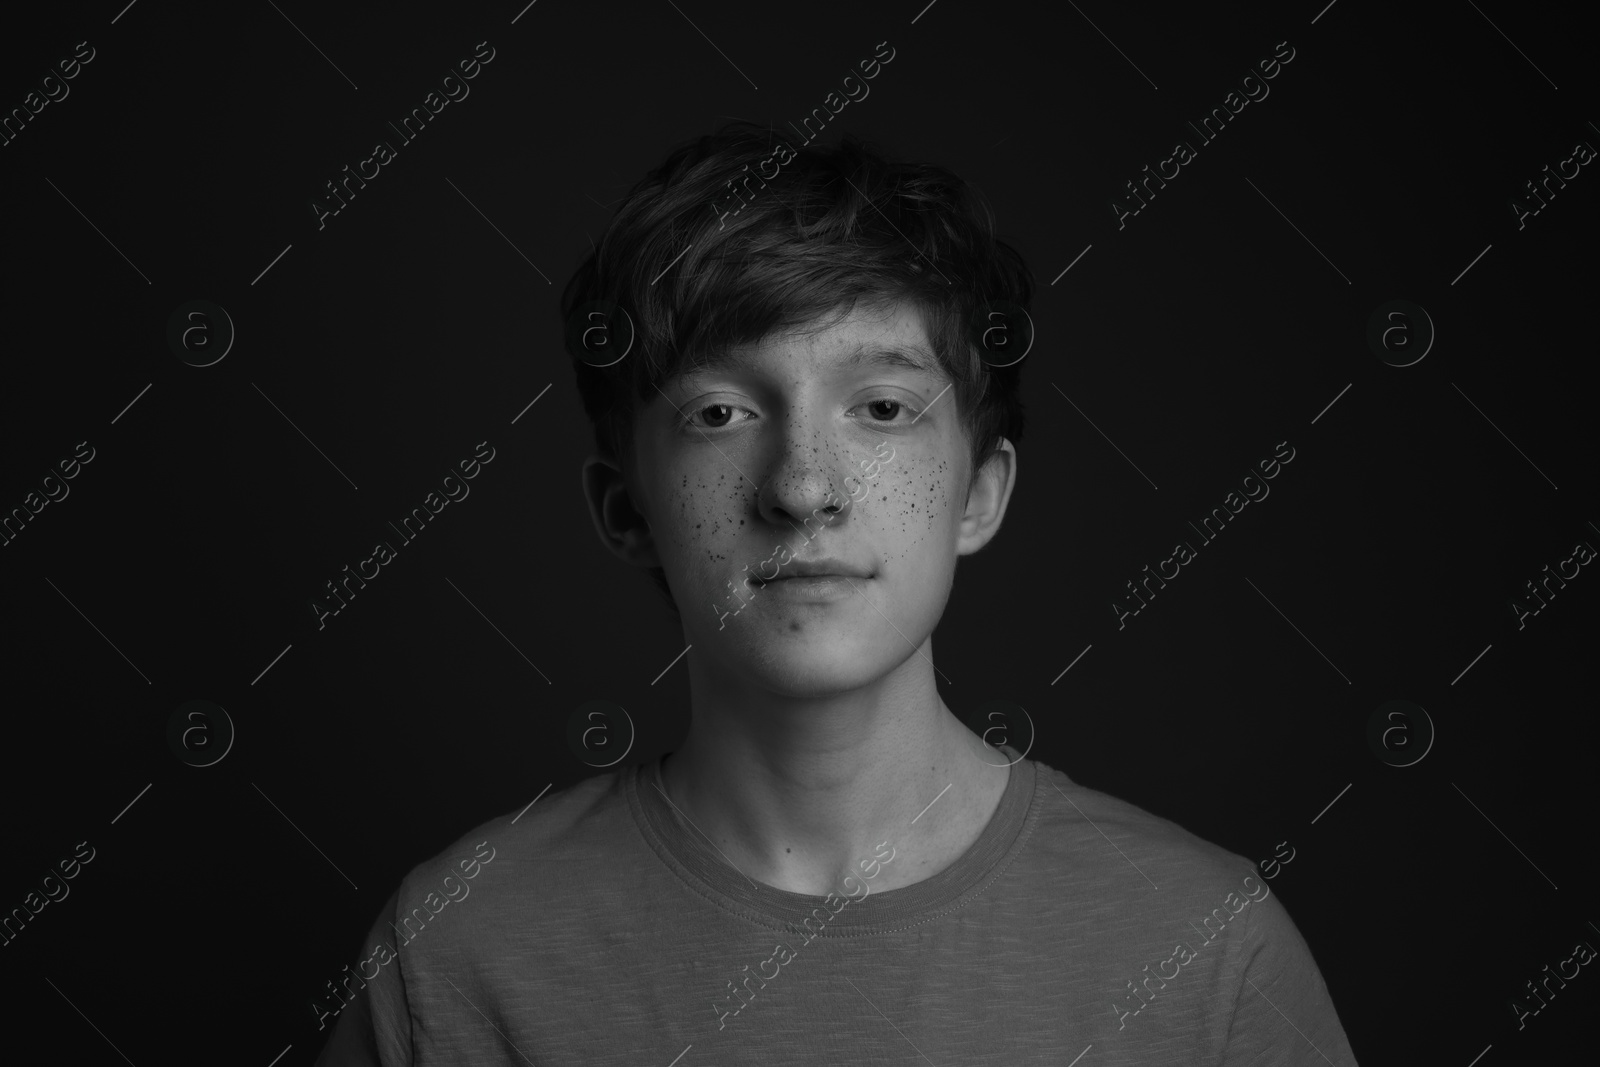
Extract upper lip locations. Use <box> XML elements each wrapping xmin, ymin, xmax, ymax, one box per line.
<box><xmin>766</xmin><ymin>558</ymin><xmax>872</xmax><ymax>580</ymax></box>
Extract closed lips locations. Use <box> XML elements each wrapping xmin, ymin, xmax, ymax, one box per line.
<box><xmin>758</xmin><ymin>560</ymin><xmax>871</xmax><ymax>581</ymax></box>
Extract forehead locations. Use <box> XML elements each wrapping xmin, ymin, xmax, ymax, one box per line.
<box><xmin>678</xmin><ymin>301</ymin><xmax>946</xmax><ymax>382</ymax></box>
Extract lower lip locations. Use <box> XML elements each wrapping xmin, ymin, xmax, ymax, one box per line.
<box><xmin>753</xmin><ymin>575</ymin><xmax>867</xmax><ymax>601</ymax></box>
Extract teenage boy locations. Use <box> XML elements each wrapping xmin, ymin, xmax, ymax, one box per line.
<box><xmin>314</xmin><ymin>122</ymin><xmax>1358</xmax><ymax>1065</ymax></box>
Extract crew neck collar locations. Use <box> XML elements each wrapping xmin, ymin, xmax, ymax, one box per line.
<box><xmin>624</xmin><ymin>746</ymin><xmax>1041</xmax><ymax>935</ymax></box>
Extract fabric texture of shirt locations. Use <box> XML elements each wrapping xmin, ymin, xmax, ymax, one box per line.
<box><xmin>313</xmin><ymin>748</ymin><xmax>1358</xmax><ymax>1065</ymax></box>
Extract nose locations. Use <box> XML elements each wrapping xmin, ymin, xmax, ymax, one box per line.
<box><xmin>757</xmin><ymin>460</ymin><xmax>854</xmax><ymax>537</ymax></box>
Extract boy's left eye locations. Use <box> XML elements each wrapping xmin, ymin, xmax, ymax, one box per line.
<box><xmin>858</xmin><ymin>399</ymin><xmax>917</xmax><ymax>422</ymax></box>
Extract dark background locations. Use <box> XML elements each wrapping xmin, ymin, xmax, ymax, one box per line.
<box><xmin>1</xmin><ymin>1</ymin><xmax>1594</xmax><ymax>1064</ymax></box>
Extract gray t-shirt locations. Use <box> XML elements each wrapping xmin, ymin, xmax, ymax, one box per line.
<box><xmin>313</xmin><ymin>750</ymin><xmax>1358</xmax><ymax>1065</ymax></box>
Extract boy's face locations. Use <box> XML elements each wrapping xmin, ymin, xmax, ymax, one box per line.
<box><xmin>594</xmin><ymin>299</ymin><xmax>1015</xmax><ymax>696</ymax></box>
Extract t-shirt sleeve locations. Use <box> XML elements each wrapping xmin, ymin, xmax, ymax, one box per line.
<box><xmin>1219</xmin><ymin>888</ymin><xmax>1359</xmax><ymax>1066</ymax></box>
<box><xmin>313</xmin><ymin>889</ymin><xmax>416</xmax><ymax>1067</ymax></box>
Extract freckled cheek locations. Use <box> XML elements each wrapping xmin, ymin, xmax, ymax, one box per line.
<box><xmin>655</xmin><ymin>471</ymin><xmax>748</xmax><ymax>590</ymax></box>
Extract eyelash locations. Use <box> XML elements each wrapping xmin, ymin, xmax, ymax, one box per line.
<box><xmin>677</xmin><ymin>398</ymin><xmax>922</xmax><ymax>431</ymax></box>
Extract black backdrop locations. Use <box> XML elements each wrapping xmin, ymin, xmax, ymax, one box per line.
<box><xmin>1</xmin><ymin>1</ymin><xmax>1595</xmax><ymax>1064</ymax></box>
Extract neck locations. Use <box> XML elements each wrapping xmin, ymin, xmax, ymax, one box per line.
<box><xmin>660</xmin><ymin>639</ymin><xmax>1011</xmax><ymax>897</ymax></box>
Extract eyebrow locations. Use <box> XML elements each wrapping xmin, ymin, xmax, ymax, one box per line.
<box><xmin>685</xmin><ymin>342</ymin><xmax>945</xmax><ymax>380</ymax></box>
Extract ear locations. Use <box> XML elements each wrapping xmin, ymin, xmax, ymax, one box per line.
<box><xmin>956</xmin><ymin>439</ymin><xmax>1017</xmax><ymax>556</ymax></box>
<box><xmin>581</xmin><ymin>454</ymin><xmax>661</xmax><ymax>569</ymax></box>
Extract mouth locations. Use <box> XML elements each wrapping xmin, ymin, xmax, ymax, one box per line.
<box><xmin>748</xmin><ymin>572</ymin><xmax>868</xmax><ymax>602</ymax></box>
<box><xmin>752</xmin><ymin>573</ymin><xmax>869</xmax><ymax>586</ymax></box>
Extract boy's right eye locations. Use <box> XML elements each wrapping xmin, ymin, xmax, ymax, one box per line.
<box><xmin>680</xmin><ymin>403</ymin><xmax>753</xmax><ymax>430</ymax></box>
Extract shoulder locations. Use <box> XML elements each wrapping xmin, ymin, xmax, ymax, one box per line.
<box><xmin>388</xmin><ymin>769</ymin><xmax>634</xmax><ymax>939</ymax></box>
<box><xmin>1023</xmin><ymin>756</ymin><xmax>1256</xmax><ymax>899</ymax></box>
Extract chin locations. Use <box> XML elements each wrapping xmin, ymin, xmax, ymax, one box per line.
<box><xmin>723</xmin><ymin>619</ymin><xmax>890</xmax><ymax>695</ymax></box>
